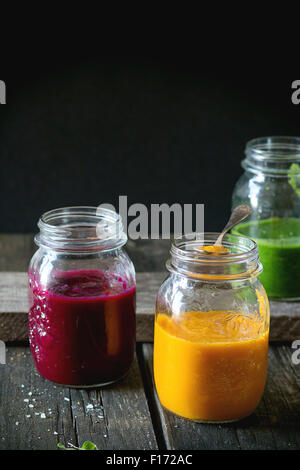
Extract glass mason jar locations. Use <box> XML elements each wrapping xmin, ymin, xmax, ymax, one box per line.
<box><xmin>153</xmin><ymin>233</ymin><xmax>269</xmax><ymax>423</ymax></box>
<box><xmin>28</xmin><ymin>207</ymin><xmax>136</xmax><ymax>388</ymax></box>
<box><xmin>231</xmin><ymin>136</ymin><xmax>300</xmax><ymax>300</ymax></box>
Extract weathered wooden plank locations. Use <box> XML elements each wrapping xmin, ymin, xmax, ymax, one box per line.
<box><xmin>126</xmin><ymin>238</ymin><xmax>171</xmax><ymax>272</ymax></box>
<box><xmin>0</xmin><ymin>234</ymin><xmax>36</xmax><ymax>272</ymax></box>
<box><xmin>0</xmin><ymin>346</ymin><xmax>158</xmax><ymax>450</ymax></box>
<box><xmin>0</xmin><ymin>272</ymin><xmax>299</xmax><ymax>342</ymax></box>
<box><xmin>0</xmin><ymin>346</ymin><xmax>76</xmax><ymax>450</ymax></box>
<box><xmin>140</xmin><ymin>343</ymin><xmax>300</xmax><ymax>450</ymax></box>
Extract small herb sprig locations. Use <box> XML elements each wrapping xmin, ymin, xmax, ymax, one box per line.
<box><xmin>58</xmin><ymin>441</ymin><xmax>98</xmax><ymax>450</ymax></box>
<box><xmin>288</xmin><ymin>163</ymin><xmax>300</xmax><ymax>197</ymax></box>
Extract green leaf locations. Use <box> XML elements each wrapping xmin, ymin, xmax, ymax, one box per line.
<box><xmin>57</xmin><ymin>441</ymin><xmax>99</xmax><ymax>450</ymax></box>
<box><xmin>81</xmin><ymin>441</ymin><xmax>99</xmax><ymax>450</ymax></box>
<box><xmin>288</xmin><ymin>163</ymin><xmax>300</xmax><ymax>197</ymax></box>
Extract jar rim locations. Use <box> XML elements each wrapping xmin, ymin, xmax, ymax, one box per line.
<box><xmin>243</xmin><ymin>136</ymin><xmax>300</xmax><ymax>176</ymax></box>
<box><xmin>246</xmin><ymin>136</ymin><xmax>300</xmax><ymax>160</ymax></box>
<box><xmin>36</xmin><ymin>206</ymin><xmax>127</xmax><ymax>252</ymax></box>
<box><xmin>168</xmin><ymin>232</ymin><xmax>262</xmax><ymax>281</ymax></box>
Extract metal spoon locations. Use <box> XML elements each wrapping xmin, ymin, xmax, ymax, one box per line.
<box><xmin>195</xmin><ymin>205</ymin><xmax>252</xmax><ymax>255</ymax></box>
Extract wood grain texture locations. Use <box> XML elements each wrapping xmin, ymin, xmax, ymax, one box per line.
<box><xmin>140</xmin><ymin>343</ymin><xmax>300</xmax><ymax>450</ymax></box>
<box><xmin>0</xmin><ymin>271</ymin><xmax>299</xmax><ymax>342</ymax></box>
<box><xmin>0</xmin><ymin>346</ymin><xmax>158</xmax><ymax>450</ymax></box>
<box><xmin>0</xmin><ymin>234</ymin><xmax>36</xmax><ymax>272</ymax></box>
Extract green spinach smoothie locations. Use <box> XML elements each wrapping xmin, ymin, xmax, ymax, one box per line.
<box><xmin>232</xmin><ymin>218</ymin><xmax>300</xmax><ymax>299</ymax></box>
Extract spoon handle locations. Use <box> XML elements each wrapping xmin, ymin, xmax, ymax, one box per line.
<box><xmin>215</xmin><ymin>205</ymin><xmax>252</xmax><ymax>246</ymax></box>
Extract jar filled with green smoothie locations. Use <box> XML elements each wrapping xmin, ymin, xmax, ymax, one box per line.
<box><xmin>231</xmin><ymin>136</ymin><xmax>300</xmax><ymax>301</ymax></box>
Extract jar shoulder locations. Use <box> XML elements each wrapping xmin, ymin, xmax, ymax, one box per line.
<box><xmin>232</xmin><ymin>171</ymin><xmax>300</xmax><ymax>218</ymax></box>
<box><xmin>156</xmin><ymin>274</ymin><xmax>269</xmax><ymax>327</ymax></box>
<box><xmin>28</xmin><ymin>247</ymin><xmax>135</xmax><ymax>289</ymax></box>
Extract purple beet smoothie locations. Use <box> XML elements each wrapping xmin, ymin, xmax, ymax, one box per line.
<box><xmin>28</xmin><ymin>269</ymin><xmax>136</xmax><ymax>386</ymax></box>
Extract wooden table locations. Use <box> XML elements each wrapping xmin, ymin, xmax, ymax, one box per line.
<box><xmin>0</xmin><ymin>234</ymin><xmax>300</xmax><ymax>450</ymax></box>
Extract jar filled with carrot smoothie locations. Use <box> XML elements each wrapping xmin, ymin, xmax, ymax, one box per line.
<box><xmin>28</xmin><ymin>207</ymin><xmax>136</xmax><ymax>388</ymax></box>
<box><xmin>231</xmin><ymin>136</ymin><xmax>300</xmax><ymax>300</ymax></box>
<box><xmin>154</xmin><ymin>233</ymin><xmax>269</xmax><ymax>423</ymax></box>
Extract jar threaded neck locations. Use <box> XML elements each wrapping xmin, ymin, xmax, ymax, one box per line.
<box><xmin>35</xmin><ymin>206</ymin><xmax>127</xmax><ymax>252</ymax></box>
<box><xmin>168</xmin><ymin>233</ymin><xmax>262</xmax><ymax>281</ymax></box>
<box><xmin>243</xmin><ymin>136</ymin><xmax>300</xmax><ymax>176</ymax></box>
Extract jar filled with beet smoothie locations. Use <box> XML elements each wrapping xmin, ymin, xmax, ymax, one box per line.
<box><xmin>154</xmin><ymin>233</ymin><xmax>269</xmax><ymax>423</ymax></box>
<box><xmin>28</xmin><ymin>207</ymin><xmax>136</xmax><ymax>387</ymax></box>
<box><xmin>232</xmin><ymin>137</ymin><xmax>300</xmax><ymax>300</ymax></box>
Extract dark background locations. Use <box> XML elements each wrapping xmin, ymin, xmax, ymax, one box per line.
<box><xmin>1</xmin><ymin>53</ymin><xmax>299</xmax><ymax>234</ymax></box>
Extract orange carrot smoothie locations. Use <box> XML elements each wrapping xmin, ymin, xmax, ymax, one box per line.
<box><xmin>154</xmin><ymin>311</ymin><xmax>269</xmax><ymax>422</ymax></box>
